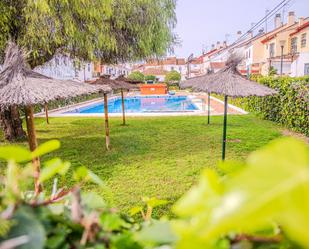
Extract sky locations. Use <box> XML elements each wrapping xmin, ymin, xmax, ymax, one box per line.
<box><xmin>173</xmin><ymin>0</ymin><xmax>309</xmax><ymax>58</ymax></box>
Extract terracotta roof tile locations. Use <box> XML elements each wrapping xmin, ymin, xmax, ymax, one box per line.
<box><xmin>290</xmin><ymin>21</ymin><xmax>309</xmax><ymax>36</ymax></box>
<box><xmin>143</xmin><ymin>68</ymin><xmax>168</xmax><ymax>76</ymax></box>
<box><xmin>210</xmin><ymin>62</ymin><xmax>225</xmax><ymax>69</ymax></box>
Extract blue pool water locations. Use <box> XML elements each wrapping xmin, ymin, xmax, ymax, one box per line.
<box><xmin>66</xmin><ymin>96</ymin><xmax>198</xmax><ymax>114</ymax></box>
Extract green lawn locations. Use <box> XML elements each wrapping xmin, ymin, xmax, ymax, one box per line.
<box><xmin>0</xmin><ymin>115</ymin><xmax>282</xmax><ymax>215</ymax></box>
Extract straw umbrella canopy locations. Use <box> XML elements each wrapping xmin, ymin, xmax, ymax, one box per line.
<box><xmin>90</xmin><ymin>75</ymin><xmax>139</xmax><ymax>150</ymax></box>
<box><xmin>180</xmin><ymin>54</ymin><xmax>277</xmax><ymax>160</ymax></box>
<box><xmin>180</xmin><ymin>73</ymin><xmax>214</xmax><ymax>125</ymax></box>
<box><xmin>116</xmin><ymin>75</ymin><xmax>144</xmax><ymax>85</ymax></box>
<box><xmin>0</xmin><ymin>42</ymin><xmax>111</xmax><ymax>193</ymax></box>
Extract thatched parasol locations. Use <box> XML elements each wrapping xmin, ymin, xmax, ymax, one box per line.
<box><xmin>90</xmin><ymin>75</ymin><xmax>138</xmax><ymax>150</ymax></box>
<box><xmin>116</xmin><ymin>75</ymin><xmax>144</xmax><ymax>84</ymax></box>
<box><xmin>0</xmin><ymin>42</ymin><xmax>111</xmax><ymax>193</ymax></box>
<box><xmin>180</xmin><ymin>53</ymin><xmax>277</xmax><ymax>160</ymax></box>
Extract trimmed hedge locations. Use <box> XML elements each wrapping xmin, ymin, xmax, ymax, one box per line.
<box><xmin>33</xmin><ymin>93</ymin><xmax>102</xmax><ymax>114</ymax></box>
<box><xmin>235</xmin><ymin>76</ymin><xmax>309</xmax><ymax>136</ymax></box>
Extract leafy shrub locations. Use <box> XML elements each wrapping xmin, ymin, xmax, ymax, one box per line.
<box><xmin>165</xmin><ymin>70</ymin><xmax>181</xmax><ymax>85</ymax></box>
<box><xmin>173</xmin><ymin>137</ymin><xmax>309</xmax><ymax>249</ymax></box>
<box><xmin>34</xmin><ymin>93</ymin><xmax>102</xmax><ymax>114</ymax></box>
<box><xmin>0</xmin><ymin>141</ymin><xmax>174</xmax><ymax>249</ymax></box>
<box><xmin>0</xmin><ymin>138</ymin><xmax>308</xmax><ymax>249</ymax></box>
<box><xmin>231</xmin><ymin>76</ymin><xmax>309</xmax><ymax>136</ymax></box>
<box><xmin>268</xmin><ymin>66</ymin><xmax>278</xmax><ymax>76</ymax></box>
<box><xmin>128</xmin><ymin>71</ymin><xmax>145</xmax><ymax>82</ymax></box>
<box><xmin>145</xmin><ymin>75</ymin><xmax>156</xmax><ymax>82</ymax></box>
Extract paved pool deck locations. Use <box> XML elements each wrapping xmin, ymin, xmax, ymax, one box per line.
<box><xmin>36</xmin><ymin>91</ymin><xmax>247</xmax><ymax>118</ymax></box>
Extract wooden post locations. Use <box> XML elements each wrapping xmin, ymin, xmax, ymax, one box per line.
<box><xmin>121</xmin><ymin>89</ymin><xmax>126</xmax><ymax>126</ymax></box>
<box><xmin>222</xmin><ymin>96</ymin><xmax>228</xmax><ymax>161</ymax></box>
<box><xmin>44</xmin><ymin>103</ymin><xmax>49</xmax><ymax>124</ymax></box>
<box><xmin>25</xmin><ymin>105</ymin><xmax>41</xmax><ymax>194</ymax></box>
<box><xmin>207</xmin><ymin>93</ymin><xmax>211</xmax><ymax>125</ymax></box>
<box><xmin>104</xmin><ymin>93</ymin><xmax>110</xmax><ymax>150</ymax></box>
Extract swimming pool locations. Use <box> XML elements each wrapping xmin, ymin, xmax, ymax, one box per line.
<box><xmin>66</xmin><ymin>96</ymin><xmax>199</xmax><ymax>114</ymax></box>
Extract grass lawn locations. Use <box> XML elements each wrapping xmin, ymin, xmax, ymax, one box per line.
<box><xmin>0</xmin><ymin>114</ymin><xmax>282</xmax><ymax>216</ymax></box>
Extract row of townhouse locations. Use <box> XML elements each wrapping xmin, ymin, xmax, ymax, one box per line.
<box><xmin>133</xmin><ymin>57</ymin><xmax>188</xmax><ymax>81</ymax></box>
<box><xmin>201</xmin><ymin>12</ymin><xmax>309</xmax><ymax>77</ymax></box>
<box><xmin>34</xmin><ymin>54</ymin><xmax>132</xmax><ymax>82</ymax></box>
<box><xmin>93</xmin><ymin>63</ymin><xmax>131</xmax><ymax>78</ymax></box>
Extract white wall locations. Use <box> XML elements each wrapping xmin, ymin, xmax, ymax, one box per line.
<box><xmin>34</xmin><ymin>54</ymin><xmax>94</xmax><ymax>82</ymax></box>
<box><xmin>291</xmin><ymin>52</ymin><xmax>309</xmax><ymax>77</ymax></box>
<box><xmin>104</xmin><ymin>64</ymin><xmax>131</xmax><ymax>78</ymax></box>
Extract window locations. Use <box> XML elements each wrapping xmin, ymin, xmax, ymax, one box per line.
<box><xmin>301</xmin><ymin>33</ymin><xmax>307</xmax><ymax>48</ymax></box>
<box><xmin>269</xmin><ymin>43</ymin><xmax>275</xmax><ymax>57</ymax></box>
<box><xmin>305</xmin><ymin>63</ymin><xmax>309</xmax><ymax>75</ymax></box>
<box><xmin>291</xmin><ymin>37</ymin><xmax>298</xmax><ymax>53</ymax></box>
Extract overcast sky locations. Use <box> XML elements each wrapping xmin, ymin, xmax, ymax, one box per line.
<box><xmin>173</xmin><ymin>0</ymin><xmax>309</xmax><ymax>58</ymax></box>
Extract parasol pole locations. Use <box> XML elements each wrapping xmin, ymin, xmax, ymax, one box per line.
<box><xmin>44</xmin><ymin>103</ymin><xmax>49</xmax><ymax>124</ymax></box>
<box><xmin>25</xmin><ymin>105</ymin><xmax>41</xmax><ymax>194</ymax></box>
<box><xmin>121</xmin><ymin>89</ymin><xmax>126</xmax><ymax>126</ymax></box>
<box><xmin>222</xmin><ymin>95</ymin><xmax>228</xmax><ymax>160</ymax></box>
<box><xmin>207</xmin><ymin>93</ymin><xmax>211</xmax><ymax>125</ymax></box>
<box><xmin>103</xmin><ymin>93</ymin><xmax>110</xmax><ymax>150</ymax></box>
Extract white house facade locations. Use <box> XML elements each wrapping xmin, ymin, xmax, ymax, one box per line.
<box><xmin>34</xmin><ymin>54</ymin><xmax>95</xmax><ymax>82</ymax></box>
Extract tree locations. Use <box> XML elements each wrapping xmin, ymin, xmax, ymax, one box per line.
<box><xmin>128</xmin><ymin>72</ymin><xmax>145</xmax><ymax>82</ymax></box>
<box><xmin>165</xmin><ymin>70</ymin><xmax>181</xmax><ymax>85</ymax></box>
<box><xmin>145</xmin><ymin>75</ymin><xmax>157</xmax><ymax>82</ymax></box>
<box><xmin>0</xmin><ymin>0</ymin><xmax>177</xmax><ymax>140</ymax></box>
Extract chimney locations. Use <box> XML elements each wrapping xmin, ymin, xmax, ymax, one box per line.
<box><xmin>288</xmin><ymin>11</ymin><xmax>295</xmax><ymax>25</ymax></box>
<box><xmin>258</xmin><ymin>28</ymin><xmax>264</xmax><ymax>34</ymax></box>
<box><xmin>211</xmin><ymin>44</ymin><xmax>215</xmax><ymax>50</ymax></box>
<box><xmin>275</xmin><ymin>13</ymin><xmax>282</xmax><ymax>28</ymax></box>
<box><xmin>248</xmin><ymin>31</ymin><xmax>253</xmax><ymax>38</ymax></box>
<box><xmin>299</xmin><ymin>17</ymin><xmax>305</xmax><ymax>27</ymax></box>
<box><xmin>237</xmin><ymin>31</ymin><xmax>242</xmax><ymax>40</ymax></box>
<box><xmin>216</xmin><ymin>41</ymin><xmax>221</xmax><ymax>49</ymax></box>
<box><xmin>223</xmin><ymin>41</ymin><xmax>227</xmax><ymax>48</ymax></box>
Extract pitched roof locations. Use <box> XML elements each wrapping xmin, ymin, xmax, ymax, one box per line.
<box><xmin>144</xmin><ymin>57</ymin><xmax>186</xmax><ymax>67</ymax></box>
<box><xmin>210</xmin><ymin>62</ymin><xmax>226</xmax><ymax>69</ymax></box>
<box><xmin>290</xmin><ymin>21</ymin><xmax>309</xmax><ymax>36</ymax></box>
<box><xmin>180</xmin><ymin>53</ymin><xmax>277</xmax><ymax>97</ymax></box>
<box><xmin>260</xmin><ymin>18</ymin><xmax>309</xmax><ymax>44</ymax></box>
<box><xmin>143</xmin><ymin>68</ymin><xmax>168</xmax><ymax>76</ymax></box>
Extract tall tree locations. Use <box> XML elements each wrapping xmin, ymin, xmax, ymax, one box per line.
<box><xmin>0</xmin><ymin>0</ymin><xmax>177</xmax><ymax>140</ymax></box>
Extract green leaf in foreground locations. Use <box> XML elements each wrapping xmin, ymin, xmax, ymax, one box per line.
<box><xmin>39</xmin><ymin>158</ymin><xmax>70</xmax><ymax>183</ymax></box>
<box><xmin>73</xmin><ymin>166</ymin><xmax>106</xmax><ymax>188</ymax></box>
<box><xmin>0</xmin><ymin>146</ymin><xmax>31</xmax><ymax>163</ymax></box>
<box><xmin>31</xmin><ymin>140</ymin><xmax>61</xmax><ymax>158</ymax></box>
<box><xmin>136</xmin><ymin>220</ymin><xmax>178</xmax><ymax>246</ymax></box>
<box><xmin>173</xmin><ymin>138</ymin><xmax>309</xmax><ymax>248</ymax></box>
<box><xmin>6</xmin><ymin>207</ymin><xmax>46</xmax><ymax>249</ymax></box>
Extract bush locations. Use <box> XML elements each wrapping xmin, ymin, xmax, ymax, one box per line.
<box><xmin>34</xmin><ymin>93</ymin><xmax>102</xmax><ymax>114</ymax></box>
<box><xmin>128</xmin><ymin>71</ymin><xmax>145</xmax><ymax>82</ymax></box>
<box><xmin>145</xmin><ymin>75</ymin><xmax>156</xmax><ymax>82</ymax></box>
<box><xmin>0</xmin><ymin>141</ymin><xmax>172</xmax><ymax>249</ymax></box>
<box><xmin>165</xmin><ymin>70</ymin><xmax>181</xmax><ymax>85</ymax></box>
<box><xmin>233</xmin><ymin>76</ymin><xmax>309</xmax><ymax>136</ymax></box>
